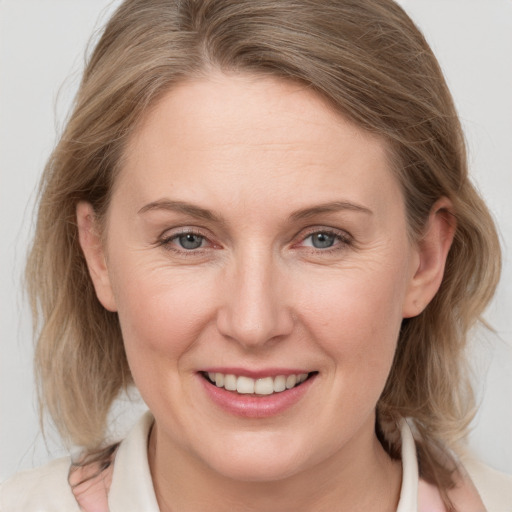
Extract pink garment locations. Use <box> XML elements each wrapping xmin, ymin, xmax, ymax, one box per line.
<box><xmin>68</xmin><ymin>457</ymin><xmax>464</xmax><ymax>512</ymax></box>
<box><xmin>71</xmin><ymin>470</ymin><xmax>449</xmax><ymax>512</ymax></box>
<box><xmin>69</xmin><ymin>454</ymin><xmax>115</xmax><ymax>512</ymax></box>
<box><xmin>68</xmin><ymin>417</ymin><xmax>485</xmax><ymax>512</ymax></box>
<box><xmin>3</xmin><ymin>412</ymin><xmax>505</xmax><ymax>511</ymax></box>
<box><xmin>418</xmin><ymin>479</ymin><xmax>447</xmax><ymax>512</ymax></box>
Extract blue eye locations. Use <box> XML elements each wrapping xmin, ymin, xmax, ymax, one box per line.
<box><xmin>175</xmin><ymin>233</ymin><xmax>205</xmax><ymax>250</ymax></box>
<box><xmin>302</xmin><ymin>231</ymin><xmax>344</xmax><ymax>250</ymax></box>
<box><xmin>308</xmin><ymin>232</ymin><xmax>337</xmax><ymax>249</ymax></box>
<box><xmin>157</xmin><ymin>228</ymin><xmax>217</xmax><ymax>256</ymax></box>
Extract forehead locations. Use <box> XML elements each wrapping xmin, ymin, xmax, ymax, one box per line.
<box><xmin>116</xmin><ymin>72</ymin><xmax>403</xmax><ymax>221</ymax></box>
<box><xmin>127</xmin><ymin>72</ymin><xmax>387</xmax><ymax>157</ymax></box>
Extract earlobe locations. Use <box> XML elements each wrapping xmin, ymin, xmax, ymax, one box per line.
<box><xmin>76</xmin><ymin>201</ymin><xmax>117</xmax><ymax>312</ymax></box>
<box><xmin>402</xmin><ymin>198</ymin><xmax>456</xmax><ymax>318</ymax></box>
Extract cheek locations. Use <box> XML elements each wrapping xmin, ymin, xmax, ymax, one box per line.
<box><xmin>110</xmin><ymin>261</ymin><xmax>222</xmax><ymax>419</ymax></box>
<box><xmin>295</xmin><ymin>260</ymin><xmax>408</xmax><ymax>379</ymax></box>
<box><xmin>110</xmin><ymin>259</ymin><xmax>217</xmax><ymax>367</ymax></box>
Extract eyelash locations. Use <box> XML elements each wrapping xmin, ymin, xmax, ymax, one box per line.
<box><xmin>156</xmin><ymin>227</ymin><xmax>352</xmax><ymax>256</ymax></box>
<box><xmin>157</xmin><ymin>228</ymin><xmax>213</xmax><ymax>256</ymax></box>
<box><xmin>298</xmin><ymin>228</ymin><xmax>353</xmax><ymax>254</ymax></box>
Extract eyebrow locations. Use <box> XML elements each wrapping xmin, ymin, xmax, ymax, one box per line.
<box><xmin>138</xmin><ymin>199</ymin><xmax>372</xmax><ymax>223</ymax></box>
<box><xmin>289</xmin><ymin>201</ymin><xmax>373</xmax><ymax>221</ymax></box>
<box><xmin>138</xmin><ymin>199</ymin><xmax>224</xmax><ymax>224</ymax></box>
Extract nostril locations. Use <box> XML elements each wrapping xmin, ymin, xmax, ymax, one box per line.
<box><xmin>215</xmin><ymin>286</ymin><xmax>295</xmax><ymax>348</ymax></box>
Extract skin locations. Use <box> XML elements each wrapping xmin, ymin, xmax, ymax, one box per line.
<box><xmin>78</xmin><ymin>73</ymin><xmax>455</xmax><ymax>511</ymax></box>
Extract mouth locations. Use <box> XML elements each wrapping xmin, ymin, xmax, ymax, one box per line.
<box><xmin>201</xmin><ymin>371</ymin><xmax>317</xmax><ymax>397</ymax></box>
<box><xmin>198</xmin><ymin>369</ymin><xmax>318</xmax><ymax>418</ymax></box>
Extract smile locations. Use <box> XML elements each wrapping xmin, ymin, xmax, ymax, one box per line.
<box><xmin>199</xmin><ymin>370</ymin><xmax>318</xmax><ymax>418</ymax></box>
<box><xmin>204</xmin><ymin>372</ymin><xmax>311</xmax><ymax>396</ymax></box>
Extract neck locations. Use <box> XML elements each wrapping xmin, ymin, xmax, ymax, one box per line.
<box><xmin>148</xmin><ymin>420</ymin><xmax>401</xmax><ymax>512</ymax></box>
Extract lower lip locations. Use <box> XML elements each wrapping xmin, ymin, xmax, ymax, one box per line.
<box><xmin>199</xmin><ymin>374</ymin><xmax>317</xmax><ymax>418</ymax></box>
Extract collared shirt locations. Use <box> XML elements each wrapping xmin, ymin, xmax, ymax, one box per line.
<box><xmin>2</xmin><ymin>411</ymin><xmax>511</xmax><ymax>511</ymax></box>
<box><xmin>111</xmin><ymin>413</ymin><xmax>421</xmax><ymax>510</ymax></box>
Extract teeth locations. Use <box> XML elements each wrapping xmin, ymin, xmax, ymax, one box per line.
<box><xmin>224</xmin><ymin>374</ymin><xmax>237</xmax><ymax>391</ymax></box>
<box><xmin>215</xmin><ymin>373</ymin><xmax>224</xmax><ymax>387</ymax></box>
<box><xmin>285</xmin><ymin>374</ymin><xmax>297</xmax><ymax>389</ymax></box>
<box><xmin>207</xmin><ymin>372</ymin><xmax>311</xmax><ymax>395</ymax></box>
<box><xmin>273</xmin><ymin>375</ymin><xmax>286</xmax><ymax>392</ymax></box>
<box><xmin>254</xmin><ymin>377</ymin><xmax>274</xmax><ymax>395</ymax></box>
<box><xmin>237</xmin><ymin>376</ymin><xmax>255</xmax><ymax>394</ymax></box>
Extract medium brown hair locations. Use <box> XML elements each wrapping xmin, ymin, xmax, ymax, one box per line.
<box><xmin>27</xmin><ymin>0</ymin><xmax>501</xmax><ymax>502</ymax></box>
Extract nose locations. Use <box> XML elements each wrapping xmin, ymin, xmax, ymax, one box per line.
<box><xmin>216</xmin><ymin>247</ymin><xmax>294</xmax><ymax>349</ymax></box>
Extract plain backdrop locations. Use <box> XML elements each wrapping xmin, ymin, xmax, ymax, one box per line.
<box><xmin>1</xmin><ymin>0</ymin><xmax>511</xmax><ymax>480</ymax></box>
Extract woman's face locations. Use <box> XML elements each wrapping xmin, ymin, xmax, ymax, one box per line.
<box><xmin>83</xmin><ymin>73</ymin><xmax>427</xmax><ymax>481</ymax></box>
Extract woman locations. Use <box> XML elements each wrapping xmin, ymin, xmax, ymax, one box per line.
<box><xmin>1</xmin><ymin>0</ymin><xmax>511</xmax><ymax>510</ymax></box>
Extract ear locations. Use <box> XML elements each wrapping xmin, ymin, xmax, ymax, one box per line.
<box><xmin>76</xmin><ymin>201</ymin><xmax>117</xmax><ymax>312</ymax></box>
<box><xmin>402</xmin><ymin>198</ymin><xmax>456</xmax><ymax>318</ymax></box>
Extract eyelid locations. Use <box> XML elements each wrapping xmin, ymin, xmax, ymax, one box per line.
<box><xmin>155</xmin><ymin>225</ymin><xmax>352</xmax><ymax>255</ymax></box>
<box><xmin>294</xmin><ymin>226</ymin><xmax>353</xmax><ymax>250</ymax></box>
<box><xmin>157</xmin><ymin>226</ymin><xmax>218</xmax><ymax>253</ymax></box>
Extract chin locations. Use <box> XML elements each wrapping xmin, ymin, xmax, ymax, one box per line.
<box><xmin>211</xmin><ymin>457</ymin><xmax>304</xmax><ymax>483</ymax></box>
<box><xmin>200</xmin><ymin>435</ymin><xmax>313</xmax><ymax>483</ymax></box>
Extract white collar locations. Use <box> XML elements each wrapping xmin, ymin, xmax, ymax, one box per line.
<box><xmin>107</xmin><ymin>412</ymin><xmax>419</xmax><ymax>511</ymax></box>
<box><xmin>108</xmin><ymin>411</ymin><xmax>160</xmax><ymax>511</ymax></box>
<box><xmin>397</xmin><ymin>418</ymin><xmax>419</xmax><ymax>511</ymax></box>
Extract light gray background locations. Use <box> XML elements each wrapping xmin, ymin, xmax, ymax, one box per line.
<box><xmin>1</xmin><ymin>0</ymin><xmax>511</xmax><ymax>480</ymax></box>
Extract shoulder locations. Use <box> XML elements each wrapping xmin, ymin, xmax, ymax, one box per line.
<box><xmin>460</xmin><ymin>455</ymin><xmax>512</xmax><ymax>512</ymax></box>
<box><xmin>0</xmin><ymin>457</ymin><xmax>79</xmax><ymax>511</ymax></box>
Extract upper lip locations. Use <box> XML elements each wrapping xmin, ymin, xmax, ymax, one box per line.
<box><xmin>200</xmin><ymin>368</ymin><xmax>313</xmax><ymax>379</ymax></box>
